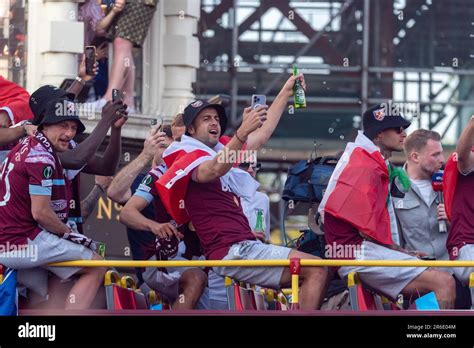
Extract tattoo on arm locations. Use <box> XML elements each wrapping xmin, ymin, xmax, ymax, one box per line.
<box><xmin>81</xmin><ymin>185</ymin><xmax>104</xmax><ymax>221</ymax></box>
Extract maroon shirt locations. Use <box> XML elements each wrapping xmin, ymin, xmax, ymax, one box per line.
<box><xmin>323</xmin><ymin>212</ymin><xmax>363</xmax><ymax>260</ymax></box>
<box><xmin>0</xmin><ymin>132</ymin><xmax>68</xmax><ymax>247</ymax></box>
<box><xmin>185</xmin><ymin>172</ymin><xmax>256</xmax><ymax>260</ymax></box>
<box><xmin>447</xmin><ymin>170</ymin><xmax>474</xmax><ymax>259</ymax></box>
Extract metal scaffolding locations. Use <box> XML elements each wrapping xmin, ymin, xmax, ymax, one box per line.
<box><xmin>197</xmin><ymin>0</ymin><xmax>474</xmax><ymax>148</ymax></box>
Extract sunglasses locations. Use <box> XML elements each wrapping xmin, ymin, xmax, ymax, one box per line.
<box><xmin>239</xmin><ymin>162</ymin><xmax>261</xmax><ymax>171</ymax></box>
<box><xmin>388</xmin><ymin>127</ymin><xmax>405</xmax><ymax>134</ymax></box>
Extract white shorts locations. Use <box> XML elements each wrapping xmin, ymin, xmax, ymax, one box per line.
<box><xmin>213</xmin><ymin>240</ymin><xmax>292</xmax><ymax>289</ymax></box>
<box><xmin>338</xmin><ymin>240</ymin><xmax>427</xmax><ymax>300</ymax></box>
<box><xmin>0</xmin><ymin>230</ymin><xmax>94</xmax><ymax>297</ymax></box>
<box><xmin>452</xmin><ymin>244</ymin><xmax>474</xmax><ymax>285</ymax></box>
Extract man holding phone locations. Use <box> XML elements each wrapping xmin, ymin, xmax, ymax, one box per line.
<box><xmin>155</xmin><ymin>99</ymin><xmax>328</xmax><ymax>310</ymax></box>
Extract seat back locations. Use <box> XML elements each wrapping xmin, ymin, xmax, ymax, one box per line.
<box><xmin>347</xmin><ymin>272</ymin><xmax>384</xmax><ymax>311</ymax></box>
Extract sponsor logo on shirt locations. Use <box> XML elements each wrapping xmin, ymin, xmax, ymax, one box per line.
<box><xmin>141</xmin><ymin>175</ymin><xmax>153</xmax><ymax>186</ymax></box>
<box><xmin>41</xmin><ymin>179</ymin><xmax>53</xmax><ymax>187</ymax></box>
<box><xmin>56</xmin><ymin>212</ymin><xmax>68</xmax><ymax>220</ymax></box>
<box><xmin>50</xmin><ymin>199</ymin><xmax>67</xmax><ymax>211</ymax></box>
<box><xmin>138</xmin><ymin>184</ymin><xmax>152</xmax><ymax>192</ymax></box>
<box><xmin>43</xmin><ymin>165</ymin><xmax>53</xmax><ymax>179</ymax></box>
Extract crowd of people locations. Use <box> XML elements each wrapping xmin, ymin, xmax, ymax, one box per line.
<box><xmin>0</xmin><ymin>27</ymin><xmax>473</xmax><ymax>309</ymax></box>
<box><xmin>1</xmin><ymin>69</ymin><xmax>473</xmax><ymax>311</ymax></box>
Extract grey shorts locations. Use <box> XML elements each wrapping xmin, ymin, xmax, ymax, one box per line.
<box><xmin>452</xmin><ymin>244</ymin><xmax>474</xmax><ymax>285</ymax></box>
<box><xmin>0</xmin><ymin>230</ymin><xmax>94</xmax><ymax>297</ymax></box>
<box><xmin>142</xmin><ymin>254</ymin><xmax>193</xmax><ymax>301</ymax></box>
<box><xmin>338</xmin><ymin>240</ymin><xmax>427</xmax><ymax>300</ymax></box>
<box><xmin>142</xmin><ymin>252</ymin><xmax>210</xmax><ymax>308</ymax></box>
<box><xmin>213</xmin><ymin>240</ymin><xmax>292</xmax><ymax>289</ymax></box>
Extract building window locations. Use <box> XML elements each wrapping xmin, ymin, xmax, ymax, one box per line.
<box><xmin>0</xmin><ymin>0</ymin><xmax>27</xmax><ymax>86</ymax></box>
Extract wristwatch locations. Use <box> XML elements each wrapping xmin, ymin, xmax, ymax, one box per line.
<box><xmin>75</xmin><ymin>76</ymin><xmax>86</xmax><ymax>86</ymax></box>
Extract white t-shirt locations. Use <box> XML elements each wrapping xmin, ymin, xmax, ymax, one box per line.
<box><xmin>411</xmin><ymin>179</ymin><xmax>434</xmax><ymax>206</ymax></box>
<box><xmin>241</xmin><ymin>191</ymin><xmax>271</xmax><ymax>241</ymax></box>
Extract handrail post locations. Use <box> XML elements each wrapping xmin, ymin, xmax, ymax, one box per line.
<box><xmin>289</xmin><ymin>258</ymin><xmax>301</xmax><ymax>310</ymax></box>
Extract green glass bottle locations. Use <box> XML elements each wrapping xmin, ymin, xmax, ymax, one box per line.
<box><xmin>293</xmin><ymin>65</ymin><xmax>306</xmax><ymax>109</ymax></box>
<box><xmin>255</xmin><ymin>209</ymin><xmax>265</xmax><ymax>233</ymax></box>
<box><xmin>97</xmin><ymin>242</ymin><xmax>106</xmax><ymax>258</ymax></box>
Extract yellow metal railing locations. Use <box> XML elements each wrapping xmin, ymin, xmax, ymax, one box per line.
<box><xmin>49</xmin><ymin>259</ymin><xmax>474</xmax><ymax>268</ymax></box>
<box><xmin>46</xmin><ymin>258</ymin><xmax>474</xmax><ymax>309</ymax></box>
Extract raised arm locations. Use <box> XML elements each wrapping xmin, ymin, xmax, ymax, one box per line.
<box><xmin>58</xmin><ymin>100</ymin><xmax>124</xmax><ymax>170</ymax></box>
<box><xmin>96</xmin><ymin>0</ymin><xmax>124</xmax><ymax>35</ymax></box>
<box><xmin>194</xmin><ymin>106</ymin><xmax>266</xmax><ymax>183</ymax></box>
<box><xmin>66</xmin><ymin>56</ymin><xmax>99</xmax><ymax>99</ymax></box>
<box><xmin>82</xmin><ymin>119</ymin><xmax>124</xmax><ymax>176</ymax></box>
<box><xmin>107</xmin><ymin>129</ymin><xmax>165</xmax><ymax>204</ymax></box>
<box><xmin>456</xmin><ymin>115</ymin><xmax>474</xmax><ymax>174</ymax></box>
<box><xmin>246</xmin><ymin>73</ymin><xmax>305</xmax><ymax>151</ymax></box>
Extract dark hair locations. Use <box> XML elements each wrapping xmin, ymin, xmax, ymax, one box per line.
<box><xmin>162</xmin><ymin>125</ymin><xmax>172</xmax><ymax>138</ymax></box>
<box><xmin>404</xmin><ymin>129</ymin><xmax>441</xmax><ymax>156</ymax></box>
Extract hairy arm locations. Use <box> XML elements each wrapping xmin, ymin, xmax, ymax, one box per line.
<box><xmin>107</xmin><ymin>155</ymin><xmax>149</xmax><ymax>204</ymax></box>
<box><xmin>107</xmin><ymin>129</ymin><xmax>165</xmax><ymax>204</ymax></box>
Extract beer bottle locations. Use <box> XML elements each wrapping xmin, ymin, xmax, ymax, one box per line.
<box><xmin>293</xmin><ymin>65</ymin><xmax>306</xmax><ymax>109</ymax></box>
<box><xmin>255</xmin><ymin>209</ymin><xmax>265</xmax><ymax>233</ymax></box>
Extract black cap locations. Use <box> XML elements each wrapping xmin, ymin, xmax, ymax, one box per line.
<box><xmin>29</xmin><ymin>85</ymin><xmax>75</xmax><ymax>125</ymax></box>
<box><xmin>39</xmin><ymin>98</ymin><xmax>86</xmax><ymax>134</ymax></box>
<box><xmin>363</xmin><ymin>103</ymin><xmax>411</xmax><ymax>140</ymax></box>
<box><xmin>183</xmin><ymin>100</ymin><xmax>227</xmax><ymax>135</ymax></box>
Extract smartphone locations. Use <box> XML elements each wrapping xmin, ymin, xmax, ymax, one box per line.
<box><xmin>112</xmin><ymin>89</ymin><xmax>123</xmax><ymax>102</ymax></box>
<box><xmin>251</xmin><ymin>94</ymin><xmax>266</xmax><ymax>109</ymax></box>
<box><xmin>85</xmin><ymin>46</ymin><xmax>96</xmax><ymax>76</ymax></box>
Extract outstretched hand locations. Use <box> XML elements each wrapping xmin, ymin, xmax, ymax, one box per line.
<box><xmin>280</xmin><ymin>73</ymin><xmax>306</xmax><ymax>97</ymax></box>
<box><xmin>101</xmin><ymin>100</ymin><xmax>128</xmax><ymax>128</ymax></box>
<box><xmin>237</xmin><ymin>105</ymin><xmax>268</xmax><ymax>140</ymax></box>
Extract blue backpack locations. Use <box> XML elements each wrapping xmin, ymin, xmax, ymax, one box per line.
<box><xmin>282</xmin><ymin>156</ymin><xmax>338</xmax><ymax>204</ymax></box>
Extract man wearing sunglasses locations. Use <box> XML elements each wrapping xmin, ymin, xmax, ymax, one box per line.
<box><xmin>320</xmin><ymin>103</ymin><xmax>456</xmax><ymax>309</ymax></box>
